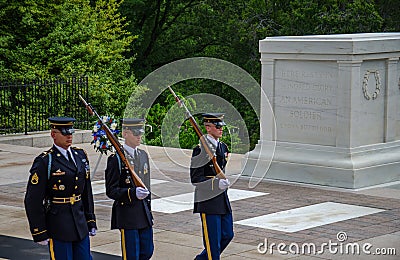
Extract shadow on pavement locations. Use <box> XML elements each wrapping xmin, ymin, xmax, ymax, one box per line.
<box><xmin>0</xmin><ymin>235</ymin><xmax>119</xmax><ymax>260</ymax></box>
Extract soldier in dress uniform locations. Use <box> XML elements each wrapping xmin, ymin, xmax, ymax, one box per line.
<box><xmin>24</xmin><ymin>116</ymin><xmax>97</xmax><ymax>260</ymax></box>
<box><xmin>190</xmin><ymin>113</ymin><xmax>234</xmax><ymax>260</ymax></box>
<box><xmin>105</xmin><ymin>118</ymin><xmax>153</xmax><ymax>260</ymax></box>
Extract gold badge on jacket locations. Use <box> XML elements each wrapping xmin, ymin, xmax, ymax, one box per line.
<box><xmin>31</xmin><ymin>173</ymin><xmax>39</xmax><ymax>185</ymax></box>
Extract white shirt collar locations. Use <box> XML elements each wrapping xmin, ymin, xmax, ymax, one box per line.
<box><xmin>123</xmin><ymin>144</ymin><xmax>138</xmax><ymax>157</ymax></box>
<box><xmin>206</xmin><ymin>134</ymin><xmax>219</xmax><ymax>148</ymax></box>
<box><xmin>54</xmin><ymin>144</ymin><xmax>72</xmax><ymax>160</ymax></box>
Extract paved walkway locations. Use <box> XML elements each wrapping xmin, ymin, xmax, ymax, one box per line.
<box><xmin>0</xmin><ymin>133</ymin><xmax>399</xmax><ymax>259</ymax></box>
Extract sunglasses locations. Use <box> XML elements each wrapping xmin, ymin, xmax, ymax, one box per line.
<box><xmin>53</xmin><ymin>128</ymin><xmax>75</xmax><ymax>136</ymax></box>
<box><xmin>126</xmin><ymin>128</ymin><xmax>144</xmax><ymax>136</ymax></box>
<box><xmin>207</xmin><ymin>124</ymin><xmax>224</xmax><ymax>129</ymax></box>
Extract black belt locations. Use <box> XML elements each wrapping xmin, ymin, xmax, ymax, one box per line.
<box><xmin>52</xmin><ymin>195</ymin><xmax>81</xmax><ymax>205</ymax></box>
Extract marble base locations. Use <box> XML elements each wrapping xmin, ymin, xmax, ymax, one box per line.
<box><xmin>251</xmin><ymin>33</ymin><xmax>400</xmax><ymax>190</ymax></box>
<box><xmin>241</xmin><ymin>140</ymin><xmax>400</xmax><ymax>189</ymax></box>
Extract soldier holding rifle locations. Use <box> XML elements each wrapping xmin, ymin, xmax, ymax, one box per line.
<box><xmin>78</xmin><ymin>95</ymin><xmax>153</xmax><ymax>260</ymax></box>
<box><xmin>24</xmin><ymin>116</ymin><xmax>97</xmax><ymax>260</ymax></box>
<box><xmin>167</xmin><ymin>86</ymin><xmax>234</xmax><ymax>259</ymax></box>
<box><xmin>105</xmin><ymin>118</ymin><xmax>153</xmax><ymax>260</ymax></box>
<box><xmin>190</xmin><ymin>113</ymin><xmax>234</xmax><ymax>260</ymax></box>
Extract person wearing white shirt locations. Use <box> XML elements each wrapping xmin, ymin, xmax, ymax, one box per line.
<box><xmin>105</xmin><ymin>118</ymin><xmax>153</xmax><ymax>260</ymax></box>
<box><xmin>24</xmin><ymin>116</ymin><xmax>97</xmax><ymax>260</ymax></box>
<box><xmin>190</xmin><ymin>113</ymin><xmax>233</xmax><ymax>260</ymax></box>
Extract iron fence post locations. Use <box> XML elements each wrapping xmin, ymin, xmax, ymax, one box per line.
<box><xmin>24</xmin><ymin>83</ymin><xmax>28</xmax><ymax>135</ymax></box>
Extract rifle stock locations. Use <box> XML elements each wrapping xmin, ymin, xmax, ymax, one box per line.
<box><xmin>167</xmin><ymin>86</ymin><xmax>226</xmax><ymax>179</ymax></box>
<box><xmin>78</xmin><ymin>95</ymin><xmax>146</xmax><ymax>189</ymax></box>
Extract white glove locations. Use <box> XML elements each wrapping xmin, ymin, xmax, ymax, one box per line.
<box><xmin>89</xmin><ymin>228</ymin><xmax>97</xmax><ymax>236</ymax></box>
<box><xmin>218</xmin><ymin>179</ymin><xmax>230</xmax><ymax>190</ymax></box>
<box><xmin>136</xmin><ymin>187</ymin><xmax>150</xmax><ymax>200</ymax></box>
<box><xmin>37</xmin><ymin>239</ymin><xmax>49</xmax><ymax>246</ymax></box>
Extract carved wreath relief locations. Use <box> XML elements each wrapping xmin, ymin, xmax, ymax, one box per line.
<box><xmin>362</xmin><ymin>70</ymin><xmax>381</xmax><ymax>100</ymax></box>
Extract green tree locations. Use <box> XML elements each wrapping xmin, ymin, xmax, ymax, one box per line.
<box><xmin>120</xmin><ymin>0</ymin><xmax>270</xmax><ymax>81</ymax></box>
<box><xmin>145</xmin><ymin>91</ymin><xmax>242</xmax><ymax>152</ymax></box>
<box><xmin>274</xmin><ymin>0</ymin><xmax>383</xmax><ymax>35</ymax></box>
<box><xmin>0</xmin><ymin>0</ymin><xmax>144</xmax><ymax>116</ymax></box>
<box><xmin>374</xmin><ymin>0</ymin><xmax>400</xmax><ymax>31</ymax></box>
<box><xmin>120</xmin><ymin>0</ymin><xmax>266</xmax><ymax>150</ymax></box>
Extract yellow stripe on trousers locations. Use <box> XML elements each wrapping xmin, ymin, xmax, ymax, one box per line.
<box><xmin>121</xmin><ymin>229</ymin><xmax>127</xmax><ymax>260</ymax></box>
<box><xmin>49</xmin><ymin>238</ymin><xmax>55</xmax><ymax>260</ymax></box>
<box><xmin>201</xmin><ymin>213</ymin><xmax>213</xmax><ymax>260</ymax></box>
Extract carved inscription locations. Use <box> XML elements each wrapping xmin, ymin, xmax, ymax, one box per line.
<box><xmin>279</xmin><ymin>123</ymin><xmax>332</xmax><ymax>133</ymax></box>
<box><xmin>279</xmin><ymin>96</ymin><xmax>332</xmax><ymax>107</ymax></box>
<box><xmin>289</xmin><ymin>110</ymin><xmax>322</xmax><ymax>120</ymax></box>
<box><xmin>280</xmin><ymin>70</ymin><xmax>335</xmax><ymax>79</ymax></box>
<box><xmin>275</xmin><ymin>61</ymin><xmax>337</xmax><ymax>145</ymax></box>
<box><xmin>285</xmin><ymin>82</ymin><xmax>336</xmax><ymax>93</ymax></box>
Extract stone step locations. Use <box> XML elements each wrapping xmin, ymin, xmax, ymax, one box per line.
<box><xmin>0</xmin><ymin>130</ymin><xmax>92</xmax><ymax>148</ymax></box>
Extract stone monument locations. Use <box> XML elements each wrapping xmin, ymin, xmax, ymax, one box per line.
<box><xmin>242</xmin><ymin>33</ymin><xmax>400</xmax><ymax>189</ymax></box>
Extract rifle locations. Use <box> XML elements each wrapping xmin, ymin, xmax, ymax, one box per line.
<box><xmin>78</xmin><ymin>95</ymin><xmax>147</xmax><ymax>189</ymax></box>
<box><xmin>167</xmin><ymin>86</ymin><xmax>226</xmax><ymax>179</ymax></box>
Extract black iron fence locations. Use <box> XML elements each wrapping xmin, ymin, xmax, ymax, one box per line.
<box><xmin>0</xmin><ymin>76</ymin><xmax>89</xmax><ymax>134</ymax></box>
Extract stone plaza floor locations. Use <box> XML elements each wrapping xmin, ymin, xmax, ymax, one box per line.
<box><xmin>0</xmin><ymin>133</ymin><xmax>399</xmax><ymax>259</ymax></box>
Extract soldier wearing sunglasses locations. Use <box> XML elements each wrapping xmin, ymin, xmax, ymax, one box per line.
<box><xmin>190</xmin><ymin>113</ymin><xmax>234</xmax><ymax>260</ymax></box>
<box><xmin>105</xmin><ymin>118</ymin><xmax>153</xmax><ymax>260</ymax></box>
<box><xmin>24</xmin><ymin>116</ymin><xmax>97</xmax><ymax>260</ymax></box>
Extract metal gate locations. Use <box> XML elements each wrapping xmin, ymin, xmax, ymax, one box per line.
<box><xmin>0</xmin><ymin>76</ymin><xmax>89</xmax><ymax>134</ymax></box>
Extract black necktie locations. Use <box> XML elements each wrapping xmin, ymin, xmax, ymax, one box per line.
<box><xmin>216</xmin><ymin>142</ymin><xmax>221</xmax><ymax>154</ymax></box>
<box><xmin>134</xmin><ymin>149</ymin><xmax>140</xmax><ymax>166</ymax></box>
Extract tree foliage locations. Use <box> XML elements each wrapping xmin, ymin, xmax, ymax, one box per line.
<box><xmin>0</xmin><ymin>0</ymin><xmax>143</xmax><ymax>116</ymax></box>
<box><xmin>144</xmin><ymin>91</ymin><xmax>243</xmax><ymax>153</ymax></box>
<box><xmin>374</xmin><ymin>0</ymin><xmax>400</xmax><ymax>31</ymax></box>
<box><xmin>274</xmin><ymin>0</ymin><xmax>383</xmax><ymax>35</ymax></box>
